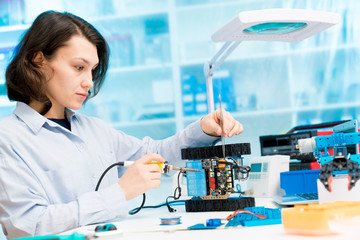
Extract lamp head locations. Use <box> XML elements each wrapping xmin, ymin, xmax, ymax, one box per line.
<box><xmin>211</xmin><ymin>9</ymin><xmax>340</xmax><ymax>43</ymax></box>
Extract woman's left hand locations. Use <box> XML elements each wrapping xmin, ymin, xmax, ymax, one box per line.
<box><xmin>200</xmin><ymin>108</ymin><xmax>243</xmax><ymax>138</ymax></box>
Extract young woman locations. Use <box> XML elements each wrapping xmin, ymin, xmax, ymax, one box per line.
<box><xmin>0</xmin><ymin>11</ymin><xmax>243</xmax><ymax>238</ymax></box>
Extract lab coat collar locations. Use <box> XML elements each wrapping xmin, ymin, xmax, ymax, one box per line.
<box><xmin>13</xmin><ymin>102</ymin><xmax>78</xmax><ymax>135</ymax></box>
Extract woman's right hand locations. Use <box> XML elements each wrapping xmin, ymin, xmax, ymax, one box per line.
<box><xmin>117</xmin><ymin>153</ymin><xmax>165</xmax><ymax>200</ymax></box>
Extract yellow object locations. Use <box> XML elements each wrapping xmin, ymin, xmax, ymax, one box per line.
<box><xmin>148</xmin><ymin>161</ymin><xmax>164</xmax><ymax>171</ymax></box>
<box><xmin>148</xmin><ymin>161</ymin><xmax>200</xmax><ymax>173</ymax></box>
<box><xmin>282</xmin><ymin>201</ymin><xmax>360</xmax><ymax>236</ymax></box>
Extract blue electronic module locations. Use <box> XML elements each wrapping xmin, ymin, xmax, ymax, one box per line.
<box><xmin>187</xmin><ymin>206</ymin><xmax>282</xmax><ymax>230</ymax></box>
<box><xmin>225</xmin><ymin>206</ymin><xmax>282</xmax><ymax>227</ymax></box>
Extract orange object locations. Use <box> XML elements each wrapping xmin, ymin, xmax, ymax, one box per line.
<box><xmin>225</xmin><ymin>209</ymin><xmax>266</xmax><ymax>220</ymax></box>
<box><xmin>347</xmin><ymin>175</ymin><xmax>351</xmax><ymax>191</ymax></box>
<box><xmin>328</xmin><ymin>175</ymin><xmax>333</xmax><ymax>192</ymax></box>
<box><xmin>282</xmin><ymin>201</ymin><xmax>360</xmax><ymax>235</ymax></box>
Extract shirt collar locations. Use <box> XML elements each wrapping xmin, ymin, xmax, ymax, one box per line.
<box><xmin>13</xmin><ymin>102</ymin><xmax>78</xmax><ymax>134</ymax></box>
<box><xmin>65</xmin><ymin>108</ymin><xmax>76</xmax><ymax>121</ymax></box>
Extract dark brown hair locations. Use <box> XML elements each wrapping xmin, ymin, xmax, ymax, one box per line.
<box><xmin>5</xmin><ymin>11</ymin><xmax>109</xmax><ymax>114</ymax></box>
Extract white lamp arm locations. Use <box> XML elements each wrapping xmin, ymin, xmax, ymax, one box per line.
<box><xmin>204</xmin><ymin>40</ymin><xmax>242</xmax><ymax>112</ymax></box>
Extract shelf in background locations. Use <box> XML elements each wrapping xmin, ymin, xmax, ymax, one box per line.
<box><xmin>0</xmin><ymin>24</ymin><xmax>29</xmax><ymax>49</ymax></box>
<box><xmin>232</xmin><ymin>102</ymin><xmax>360</xmax><ymax>117</ymax></box>
<box><xmin>111</xmin><ymin>117</ymin><xmax>176</xmax><ymax>128</ymax></box>
<box><xmin>175</xmin><ymin>0</ymin><xmax>273</xmax><ymax>12</ymax></box>
<box><xmin>90</xmin><ymin>9</ymin><xmax>169</xmax><ymax>23</ymax></box>
<box><xmin>0</xmin><ymin>96</ymin><xmax>15</xmax><ymax>107</ymax></box>
<box><xmin>178</xmin><ymin>43</ymin><xmax>360</xmax><ymax>67</ymax></box>
<box><xmin>108</xmin><ymin>63</ymin><xmax>173</xmax><ymax>74</ymax></box>
<box><xmin>111</xmin><ymin>117</ymin><xmax>177</xmax><ymax>140</ymax></box>
<box><xmin>0</xmin><ymin>24</ymin><xmax>29</xmax><ymax>33</ymax></box>
<box><xmin>182</xmin><ymin>101</ymin><xmax>360</xmax><ymax>123</ymax></box>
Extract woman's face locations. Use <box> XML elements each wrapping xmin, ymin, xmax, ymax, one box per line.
<box><xmin>44</xmin><ymin>35</ymin><xmax>99</xmax><ymax>117</ymax></box>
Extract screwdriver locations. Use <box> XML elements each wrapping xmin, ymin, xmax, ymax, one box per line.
<box><xmin>219</xmin><ymin>94</ymin><xmax>226</xmax><ymax>158</ymax></box>
<box><xmin>119</xmin><ymin>161</ymin><xmax>201</xmax><ymax>174</ymax></box>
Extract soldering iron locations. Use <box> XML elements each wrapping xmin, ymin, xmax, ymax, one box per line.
<box><xmin>118</xmin><ymin>160</ymin><xmax>200</xmax><ymax>173</ymax></box>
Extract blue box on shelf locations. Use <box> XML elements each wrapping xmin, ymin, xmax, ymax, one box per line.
<box><xmin>213</xmin><ymin>70</ymin><xmax>236</xmax><ymax>112</ymax></box>
<box><xmin>181</xmin><ymin>74</ymin><xmax>197</xmax><ymax>116</ymax></box>
<box><xmin>280</xmin><ymin>169</ymin><xmax>321</xmax><ymax>195</ymax></box>
<box><xmin>181</xmin><ymin>70</ymin><xmax>236</xmax><ymax>116</ymax></box>
<box><xmin>107</xmin><ymin>34</ymin><xmax>134</xmax><ymax>67</ymax></box>
<box><xmin>194</xmin><ymin>82</ymin><xmax>207</xmax><ymax>115</ymax></box>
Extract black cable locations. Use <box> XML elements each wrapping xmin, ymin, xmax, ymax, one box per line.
<box><xmin>129</xmin><ymin>199</ymin><xmax>186</xmax><ymax>213</ymax></box>
<box><xmin>174</xmin><ymin>171</ymin><xmax>183</xmax><ymax>200</ymax></box>
<box><xmin>127</xmin><ymin>171</ymin><xmax>186</xmax><ymax>213</ymax></box>
<box><xmin>286</xmin><ymin>120</ymin><xmax>350</xmax><ymax>134</ymax></box>
<box><xmin>165</xmin><ymin>171</ymin><xmax>184</xmax><ymax>212</ymax></box>
<box><xmin>95</xmin><ymin>162</ymin><xmax>123</xmax><ymax>191</ymax></box>
<box><xmin>128</xmin><ymin>193</ymin><xmax>146</xmax><ymax>215</ymax></box>
<box><xmin>228</xmin><ymin>157</ymin><xmax>251</xmax><ymax>179</ymax></box>
<box><xmin>95</xmin><ymin>162</ymin><xmax>146</xmax><ymax>215</ymax></box>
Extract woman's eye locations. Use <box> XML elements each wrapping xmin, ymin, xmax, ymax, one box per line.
<box><xmin>75</xmin><ymin>66</ymin><xmax>84</xmax><ymax>70</ymax></box>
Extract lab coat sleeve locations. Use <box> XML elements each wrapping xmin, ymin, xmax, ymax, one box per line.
<box><xmin>0</xmin><ymin>144</ymin><xmax>127</xmax><ymax>238</ymax></box>
<box><xmin>112</xmin><ymin>119</ymin><xmax>220</xmax><ymax>167</ymax></box>
<box><xmin>160</xmin><ymin>119</ymin><xmax>220</xmax><ymax>166</ymax></box>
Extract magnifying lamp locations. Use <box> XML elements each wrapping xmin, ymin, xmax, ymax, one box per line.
<box><xmin>205</xmin><ymin>8</ymin><xmax>341</xmax><ymax>113</ymax></box>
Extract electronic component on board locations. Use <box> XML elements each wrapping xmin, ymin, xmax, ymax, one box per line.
<box><xmin>181</xmin><ymin>143</ymin><xmax>254</xmax><ymax>212</ymax></box>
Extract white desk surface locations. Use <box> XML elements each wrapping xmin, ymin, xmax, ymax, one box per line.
<box><xmin>68</xmin><ymin>198</ymin><xmax>358</xmax><ymax>240</ymax></box>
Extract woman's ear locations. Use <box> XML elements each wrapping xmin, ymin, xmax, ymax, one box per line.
<box><xmin>32</xmin><ymin>51</ymin><xmax>45</xmax><ymax>67</ymax></box>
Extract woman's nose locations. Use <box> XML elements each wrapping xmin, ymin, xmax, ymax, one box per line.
<box><xmin>82</xmin><ymin>71</ymin><xmax>94</xmax><ymax>88</ymax></box>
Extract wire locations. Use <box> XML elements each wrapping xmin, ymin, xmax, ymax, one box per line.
<box><xmin>286</xmin><ymin>120</ymin><xmax>350</xmax><ymax>134</ymax></box>
<box><xmin>128</xmin><ymin>171</ymin><xmax>186</xmax><ymax>213</ymax></box>
<box><xmin>128</xmin><ymin>193</ymin><xmax>146</xmax><ymax>215</ymax></box>
<box><xmin>165</xmin><ymin>171</ymin><xmax>184</xmax><ymax>212</ymax></box>
<box><xmin>95</xmin><ymin>161</ymin><xmax>146</xmax><ymax>215</ymax></box>
<box><xmin>228</xmin><ymin>157</ymin><xmax>251</xmax><ymax>180</ymax></box>
<box><xmin>129</xmin><ymin>200</ymin><xmax>186</xmax><ymax>213</ymax></box>
<box><xmin>95</xmin><ymin>162</ymin><xmax>123</xmax><ymax>191</ymax></box>
<box><xmin>225</xmin><ymin>209</ymin><xmax>267</xmax><ymax>220</ymax></box>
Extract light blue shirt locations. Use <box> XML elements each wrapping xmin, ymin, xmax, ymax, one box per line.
<box><xmin>0</xmin><ymin>102</ymin><xmax>218</xmax><ymax>238</ymax></box>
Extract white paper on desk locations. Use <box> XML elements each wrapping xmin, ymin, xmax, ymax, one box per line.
<box><xmin>328</xmin><ymin>216</ymin><xmax>360</xmax><ymax>237</ymax></box>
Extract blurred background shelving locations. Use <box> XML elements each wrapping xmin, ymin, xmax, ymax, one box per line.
<box><xmin>0</xmin><ymin>0</ymin><xmax>360</xmax><ymax>156</ymax></box>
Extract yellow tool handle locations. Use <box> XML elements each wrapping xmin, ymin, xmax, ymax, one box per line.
<box><xmin>148</xmin><ymin>161</ymin><xmax>164</xmax><ymax>171</ymax></box>
<box><xmin>122</xmin><ymin>161</ymin><xmax>164</xmax><ymax>170</ymax></box>
<box><xmin>121</xmin><ymin>161</ymin><xmax>198</xmax><ymax>173</ymax></box>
